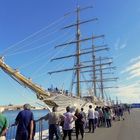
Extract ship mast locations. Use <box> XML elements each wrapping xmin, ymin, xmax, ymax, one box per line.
<box><xmin>0</xmin><ymin>6</ymin><xmax>119</xmax><ymax>107</ymax></box>
<box><xmin>99</xmin><ymin>56</ymin><xmax>104</xmax><ymax>99</ymax></box>
<box><xmin>49</xmin><ymin>6</ymin><xmax>104</xmax><ymax>97</ymax></box>
<box><xmin>81</xmin><ymin>51</ymin><xmax>118</xmax><ymax>101</ymax></box>
<box><xmin>92</xmin><ymin>38</ymin><xmax>97</xmax><ymax>97</ymax></box>
<box><xmin>76</xmin><ymin>6</ymin><xmax>81</xmax><ymax>97</ymax></box>
<box><xmin>81</xmin><ymin>43</ymin><xmax>110</xmax><ymax>98</ymax></box>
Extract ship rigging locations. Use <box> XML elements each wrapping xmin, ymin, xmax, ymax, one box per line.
<box><xmin>0</xmin><ymin>6</ymin><xmax>118</xmax><ymax>109</ymax></box>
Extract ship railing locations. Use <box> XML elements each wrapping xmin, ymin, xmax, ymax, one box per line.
<box><xmin>34</xmin><ymin>119</ymin><xmax>63</xmax><ymax>140</ymax></box>
<box><xmin>34</xmin><ymin>119</ymin><xmax>49</xmax><ymax>140</ymax></box>
<box><xmin>6</xmin><ymin>124</ymin><xmax>17</xmax><ymax>140</ymax></box>
<box><xmin>6</xmin><ymin>120</ymin><xmax>49</xmax><ymax>140</ymax></box>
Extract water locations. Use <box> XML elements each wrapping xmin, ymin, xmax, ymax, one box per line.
<box><xmin>4</xmin><ymin>109</ymin><xmax>49</xmax><ymax>139</ymax></box>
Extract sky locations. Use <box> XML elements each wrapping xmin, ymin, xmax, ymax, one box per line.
<box><xmin>0</xmin><ymin>0</ymin><xmax>140</xmax><ymax>105</ymax></box>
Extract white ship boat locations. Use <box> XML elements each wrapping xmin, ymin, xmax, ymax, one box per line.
<box><xmin>0</xmin><ymin>6</ymin><xmax>116</xmax><ymax>113</ymax></box>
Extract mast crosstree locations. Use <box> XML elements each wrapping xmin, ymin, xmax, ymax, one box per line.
<box><xmin>48</xmin><ymin>6</ymin><xmax>105</xmax><ymax>97</ymax></box>
<box><xmin>0</xmin><ymin>5</ymin><xmax>118</xmax><ymax>107</ymax></box>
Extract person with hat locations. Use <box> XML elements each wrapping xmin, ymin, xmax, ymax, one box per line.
<box><xmin>0</xmin><ymin>107</ymin><xmax>8</xmax><ymax>140</ymax></box>
<box><xmin>14</xmin><ymin>104</ymin><xmax>34</xmax><ymax>140</ymax></box>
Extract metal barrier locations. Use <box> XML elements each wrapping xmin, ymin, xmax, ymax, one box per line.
<box><xmin>6</xmin><ymin>120</ymin><xmax>49</xmax><ymax>140</ymax></box>
<box><xmin>38</xmin><ymin>120</ymin><xmax>43</xmax><ymax>140</ymax></box>
<box><xmin>6</xmin><ymin>124</ymin><xmax>17</xmax><ymax>140</ymax></box>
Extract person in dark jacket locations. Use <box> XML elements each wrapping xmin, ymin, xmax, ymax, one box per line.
<box><xmin>15</xmin><ymin>104</ymin><xmax>34</xmax><ymax>140</ymax></box>
<box><xmin>75</xmin><ymin>108</ymin><xmax>84</xmax><ymax>140</ymax></box>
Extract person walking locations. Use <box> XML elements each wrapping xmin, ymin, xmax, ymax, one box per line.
<box><xmin>37</xmin><ymin>106</ymin><xmax>63</xmax><ymax>140</ymax></box>
<box><xmin>94</xmin><ymin>108</ymin><xmax>99</xmax><ymax>129</ymax></box>
<box><xmin>98</xmin><ymin>107</ymin><xmax>103</xmax><ymax>127</ymax></box>
<box><xmin>87</xmin><ymin>105</ymin><xmax>95</xmax><ymax>133</ymax></box>
<box><xmin>102</xmin><ymin>107</ymin><xmax>106</xmax><ymax>127</ymax></box>
<box><xmin>104</xmin><ymin>108</ymin><xmax>111</xmax><ymax>127</ymax></box>
<box><xmin>63</xmin><ymin>106</ymin><xmax>77</xmax><ymax>140</ymax></box>
<box><xmin>127</xmin><ymin>105</ymin><xmax>131</xmax><ymax>114</ymax></box>
<box><xmin>119</xmin><ymin>106</ymin><xmax>124</xmax><ymax>120</ymax></box>
<box><xmin>14</xmin><ymin>104</ymin><xmax>34</xmax><ymax>140</ymax></box>
<box><xmin>80</xmin><ymin>108</ymin><xmax>86</xmax><ymax>128</ymax></box>
<box><xmin>75</xmin><ymin>108</ymin><xmax>84</xmax><ymax>140</ymax></box>
<box><xmin>0</xmin><ymin>107</ymin><xmax>8</xmax><ymax>140</ymax></box>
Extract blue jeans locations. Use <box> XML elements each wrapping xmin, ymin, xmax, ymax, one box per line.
<box><xmin>49</xmin><ymin>124</ymin><xmax>61</xmax><ymax>140</ymax></box>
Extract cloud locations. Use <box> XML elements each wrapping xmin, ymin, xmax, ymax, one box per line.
<box><xmin>112</xmin><ymin>83</ymin><xmax>140</xmax><ymax>103</ymax></box>
<box><xmin>128</xmin><ymin>69</ymin><xmax>140</xmax><ymax>80</ymax></box>
<box><xmin>121</xmin><ymin>56</ymin><xmax>140</xmax><ymax>80</ymax></box>
<box><xmin>119</xmin><ymin>43</ymin><xmax>127</xmax><ymax>49</ymax></box>
<box><xmin>114</xmin><ymin>38</ymin><xmax>127</xmax><ymax>50</ymax></box>
<box><xmin>130</xmin><ymin>56</ymin><xmax>140</xmax><ymax>63</ymax></box>
<box><xmin>126</xmin><ymin>63</ymin><xmax>140</xmax><ymax>72</ymax></box>
<box><xmin>113</xmin><ymin>53</ymin><xmax>123</xmax><ymax>60</ymax></box>
<box><xmin>114</xmin><ymin>56</ymin><xmax>140</xmax><ymax>103</ymax></box>
<box><xmin>114</xmin><ymin>38</ymin><xmax>120</xmax><ymax>50</ymax></box>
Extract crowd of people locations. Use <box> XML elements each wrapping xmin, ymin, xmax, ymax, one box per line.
<box><xmin>37</xmin><ymin>104</ymin><xmax>130</xmax><ymax>140</ymax></box>
<box><xmin>47</xmin><ymin>87</ymin><xmax>69</xmax><ymax>95</ymax></box>
<box><xmin>0</xmin><ymin>104</ymin><xmax>130</xmax><ymax>140</ymax></box>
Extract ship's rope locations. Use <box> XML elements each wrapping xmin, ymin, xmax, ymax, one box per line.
<box><xmin>9</xmin><ymin>28</ymin><xmax>74</xmax><ymax>71</ymax></box>
<box><xmin>4</xmin><ymin>30</ymin><xmax>58</xmax><ymax>56</ymax></box>
<box><xmin>34</xmin><ymin>42</ymin><xmax>75</xmax><ymax>78</ymax></box>
<box><xmin>69</xmin><ymin>57</ymin><xmax>77</xmax><ymax>94</ymax></box>
<box><xmin>2</xmin><ymin>69</ymin><xmax>25</xmax><ymax>88</ymax></box>
<box><xmin>104</xmin><ymin>90</ymin><xmax>108</xmax><ymax>101</ymax></box>
<box><xmin>31</xmin><ymin>37</ymin><xmax>74</xmax><ymax>77</ymax></box>
<box><xmin>96</xmin><ymin>82</ymin><xmax>101</xmax><ymax>98</ymax></box>
<box><xmin>48</xmin><ymin>74</ymin><xmax>57</xmax><ymax>89</ymax></box>
<box><xmin>18</xmin><ymin>48</ymin><xmax>54</xmax><ymax>69</ymax></box>
<box><xmin>34</xmin><ymin>56</ymin><xmax>70</xmax><ymax>79</ymax></box>
<box><xmin>5</xmin><ymin>29</ymin><xmax>72</xmax><ymax>57</ymax></box>
<box><xmin>47</xmin><ymin>74</ymin><xmax>67</xmax><ymax>94</ymax></box>
<box><xmin>4</xmin><ymin>18</ymin><xmax>68</xmax><ymax>55</ymax></box>
<box><xmin>69</xmin><ymin>69</ymin><xmax>76</xmax><ymax>95</ymax></box>
<box><xmin>81</xmin><ymin>72</ymin><xmax>91</xmax><ymax>94</ymax></box>
<box><xmin>4</xmin><ymin>19</ymin><xmax>71</xmax><ymax>57</ymax></box>
<box><xmin>4</xmin><ymin>71</ymin><xmax>48</xmax><ymax>109</ymax></box>
<box><xmin>6</xmin><ymin>71</ymin><xmax>53</xmax><ymax>111</ymax></box>
<box><xmin>1</xmin><ymin>15</ymin><xmax>67</xmax><ymax>56</ymax></box>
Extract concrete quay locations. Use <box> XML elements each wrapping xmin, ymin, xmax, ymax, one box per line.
<box><xmin>70</xmin><ymin>109</ymin><xmax>140</xmax><ymax>140</ymax></box>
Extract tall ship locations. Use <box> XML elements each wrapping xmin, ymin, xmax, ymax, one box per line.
<box><xmin>0</xmin><ymin>6</ymin><xmax>117</xmax><ymax>112</ymax></box>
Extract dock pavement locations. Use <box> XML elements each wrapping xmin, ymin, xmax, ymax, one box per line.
<box><xmin>71</xmin><ymin>108</ymin><xmax>140</xmax><ymax>140</ymax></box>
